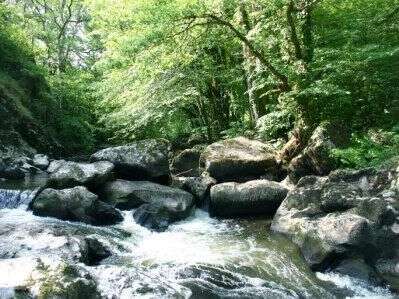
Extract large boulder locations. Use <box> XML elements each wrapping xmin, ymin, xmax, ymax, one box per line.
<box><xmin>0</xmin><ymin>156</ymin><xmax>39</xmax><ymax>179</ymax></box>
<box><xmin>171</xmin><ymin>148</ymin><xmax>202</xmax><ymax>177</ymax></box>
<box><xmin>200</xmin><ymin>137</ymin><xmax>280</xmax><ymax>183</ymax></box>
<box><xmin>288</xmin><ymin>123</ymin><xmax>349</xmax><ymax>183</ymax></box>
<box><xmin>133</xmin><ymin>198</ymin><xmax>194</xmax><ymax>232</ymax></box>
<box><xmin>31</xmin><ymin>186</ymin><xmax>123</xmax><ymax>225</ymax></box>
<box><xmin>271</xmin><ymin>167</ymin><xmax>398</xmax><ymax>273</ymax></box>
<box><xmin>210</xmin><ymin>179</ymin><xmax>288</xmax><ymax>217</ymax></box>
<box><xmin>100</xmin><ymin>180</ymin><xmax>194</xmax><ymax>211</ymax></box>
<box><xmin>90</xmin><ymin>139</ymin><xmax>170</xmax><ymax>183</ymax></box>
<box><xmin>47</xmin><ymin>160</ymin><xmax>114</xmax><ymax>190</ymax></box>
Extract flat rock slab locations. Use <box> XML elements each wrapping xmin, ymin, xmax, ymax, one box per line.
<box><xmin>101</xmin><ymin>180</ymin><xmax>194</xmax><ymax>211</ymax></box>
<box><xmin>91</xmin><ymin>139</ymin><xmax>170</xmax><ymax>183</ymax></box>
<box><xmin>210</xmin><ymin>179</ymin><xmax>288</xmax><ymax>217</ymax></box>
<box><xmin>200</xmin><ymin>137</ymin><xmax>280</xmax><ymax>183</ymax></box>
<box><xmin>47</xmin><ymin>160</ymin><xmax>114</xmax><ymax>189</ymax></box>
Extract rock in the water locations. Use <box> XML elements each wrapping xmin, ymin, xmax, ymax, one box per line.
<box><xmin>210</xmin><ymin>180</ymin><xmax>288</xmax><ymax>217</ymax></box>
<box><xmin>31</xmin><ymin>186</ymin><xmax>123</xmax><ymax>225</ymax></box>
<box><xmin>271</xmin><ymin>167</ymin><xmax>398</xmax><ymax>271</ymax></box>
<box><xmin>200</xmin><ymin>137</ymin><xmax>280</xmax><ymax>183</ymax></box>
<box><xmin>133</xmin><ymin>199</ymin><xmax>193</xmax><ymax>232</ymax></box>
<box><xmin>0</xmin><ymin>156</ymin><xmax>39</xmax><ymax>179</ymax></box>
<box><xmin>100</xmin><ymin>180</ymin><xmax>194</xmax><ymax>211</ymax></box>
<box><xmin>90</xmin><ymin>139</ymin><xmax>170</xmax><ymax>183</ymax></box>
<box><xmin>171</xmin><ymin>148</ymin><xmax>202</xmax><ymax>177</ymax></box>
<box><xmin>333</xmin><ymin>259</ymin><xmax>383</xmax><ymax>285</ymax></box>
<box><xmin>80</xmin><ymin>237</ymin><xmax>111</xmax><ymax>266</ymax></box>
<box><xmin>36</xmin><ymin>263</ymin><xmax>101</xmax><ymax>299</ymax></box>
<box><xmin>172</xmin><ymin>175</ymin><xmax>216</xmax><ymax>207</ymax></box>
<box><xmin>47</xmin><ymin>160</ymin><xmax>114</xmax><ymax>190</ymax></box>
<box><xmin>32</xmin><ymin>154</ymin><xmax>49</xmax><ymax>170</ymax></box>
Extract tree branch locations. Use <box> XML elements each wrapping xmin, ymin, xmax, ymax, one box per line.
<box><xmin>182</xmin><ymin>14</ymin><xmax>290</xmax><ymax>90</ymax></box>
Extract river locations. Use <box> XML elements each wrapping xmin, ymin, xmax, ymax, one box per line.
<box><xmin>0</xmin><ymin>185</ymin><xmax>395</xmax><ymax>298</ymax></box>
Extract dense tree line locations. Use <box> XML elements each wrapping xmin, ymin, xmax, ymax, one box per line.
<box><xmin>1</xmin><ymin>0</ymin><xmax>398</xmax><ymax>164</ymax></box>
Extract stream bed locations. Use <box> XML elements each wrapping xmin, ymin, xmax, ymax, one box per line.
<box><xmin>0</xmin><ymin>186</ymin><xmax>396</xmax><ymax>298</ymax></box>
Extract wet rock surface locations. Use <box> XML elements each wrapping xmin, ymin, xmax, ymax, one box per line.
<box><xmin>133</xmin><ymin>199</ymin><xmax>194</xmax><ymax>232</ymax></box>
<box><xmin>31</xmin><ymin>186</ymin><xmax>123</xmax><ymax>225</ymax></box>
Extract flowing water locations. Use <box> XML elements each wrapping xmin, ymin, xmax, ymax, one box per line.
<box><xmin>0</xmin><ymin>185</ymin><xmax>396</xmax><ymax>299</ymax></box>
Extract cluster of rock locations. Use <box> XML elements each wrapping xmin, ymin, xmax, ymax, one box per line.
<box><xmin>1</xmin><ymin>123</ymin><xmax>398</xmax><ymax>290</ymax></box>
<box><xmin>172</xmin><ymin>128</ymin><xmax>399</xmax><ymax>290</ymax></box>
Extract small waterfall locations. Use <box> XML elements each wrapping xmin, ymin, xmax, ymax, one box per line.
<box><xmin>0</xmin><ymin>189</ymin><xmax>38</xmax><ymax>209</ymax></box>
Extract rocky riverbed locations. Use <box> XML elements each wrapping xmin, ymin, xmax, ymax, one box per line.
<box><xmin>0</xmin><ymin>128</ymin><xmax>398</xmax><ymax>298</ymax></box>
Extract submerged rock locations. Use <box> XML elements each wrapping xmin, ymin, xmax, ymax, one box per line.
<box><xmin>100</xmin><ymin>180</ymin><xmax>194</xmax><ymax>211</ymax></box>
<box><xmin>133</xmin><ymin>199</ymin><xmax>194</xmax><ymax>232</ymax></box>
<box><xmin>47</xmin><ymin>160</ymin><xmax>114</xmax><ymax>190</ymax></box>
<box><xmin>80</xmin><ymin>237</ymin><xmax>111</xmax><ymax>266</ymax></box>
<box><xmin>200</xmin><ymin>137</ymin><xmax>280</xmax><ymax>183</ymax></box>
<box><xmin>272</xmin><ymin>167</ymin><xmax>398</xmax><ymax>272</ymax></box>
<box><xmin>210</xmin><ymin>180</ymin><xmax>288</xmax><ymax>217</ymax></box>
<box><xmin>90</xmin><ymin>139</ymin><xmax>170</xmax><ymax>183</ymax></box>
<box><xmin>171</xmin><ymin>148</ymin><xmax>202</xmax><ymax>177</ymax></box>
<box><xmin>31</xmin><ymin>186</ymin><xmax>123</xmax><ymax>225</ymax></box>
<box><xmin>36</xmin><ymin>263</ymin><xmax>101</xmax><ymax>299</ymax></box>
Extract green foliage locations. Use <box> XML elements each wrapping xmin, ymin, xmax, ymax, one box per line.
<box><xmin>256</xmin><ymin>110</ymin><xmax>294</xmax><ymax>141</ymax></box>
<box><xmin>86</xmin><ymin>0</ymin><xmax>399</xmax><ymax>146</ymax></box>
<box><xmin>47</xmin><ymin>71</ymin><xmax>97</xmax><ymax>154</ymax></box>
<box><xmin>332</xmin><ymin>129</ymin><xmax>399</xmax><ymax>169</ymax></box>
<box><xmin>0</xmin><ymin>3</ymin><xmax>97</xmax><ymax>155</ymax></box>
<box><xmin>2</xmin><ymin>0</ymin><xmax>399</xmax><ymax>159</ymax></box>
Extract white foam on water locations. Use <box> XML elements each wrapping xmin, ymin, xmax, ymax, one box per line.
<box><xmin>0</xmin><ymin>257</ymin><xmax>38</xmax><ymax>288</ymax></box>
<box><xmin>116</xmin><ymin>210</ymin><xmax>238</xmax><ymax>266</ymax></box>
<box><xmin>0</xmin><ymin>207</ymin><xmax>396</xmax><ymax>299</ymax></box>
<box><xmin>316</xmin><ymin>272</ymin><xmax>394</xmax><ymax>299</ymax></box>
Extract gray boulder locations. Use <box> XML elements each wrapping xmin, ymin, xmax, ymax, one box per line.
<box><xmin>171</xmin><ymin>148</ymin><xmax>202</xmax><ymax>177</ymax></box>
<box><xmin>31</xmin><ymin>186</ymin><xmax>123</xmax><ymax>225</ymax></box>
<box><xmin>210</xmin><ymin>179</ymin><xmax>288</xmax><ymax>217</ymax></box>
<box><xmin>32</xmin><ymin>154</ymin><xmax>49</xmax><ymax>170</ymax></box>
<box><xmin>79</xmin><ymin>237</ymin><xmax>111</xmax><ymax>266</ymax></box>
<box><xmin>47</xmin><ymin>160</ymin><xmax>114</xmax><ymax>189</ymax></box>
<box><xmin>271</xmin><ymin>167</ymin><xmax>398</xmax><ymax>271</ymax></box>
<box><xmin>91</xmin><ymin>139</ymin><xmax>170</xmax><ymax>183</ymax></box>
<box><xmin>133</xmin><ymin>199</ymin><xmax>194</xmax><ymax>232</ymax></box>
<box><xmin>172</xmin><ymin>175</ymin><xmax>216</xmax><ymax>207</ymax></box>
<box><xmin>100</xmin><ymin>180</ymin><xmax>194</xmax><ymax>211</ymax></box>
<box><xmin>200</xmin><ymin>137</ymin><xmax>280</xmax><ymax>183</ymax></box>
<box><xmin>0</xmin><ymin>156</ymin><xmax>39</xmax><ymax>179</ymax></box>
